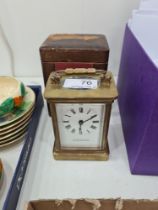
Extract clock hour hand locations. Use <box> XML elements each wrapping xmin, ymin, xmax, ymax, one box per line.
<box><xmin>83</xmin><ymin>114</ymin><xmax>97</xmax><ymax>123</ymax></box>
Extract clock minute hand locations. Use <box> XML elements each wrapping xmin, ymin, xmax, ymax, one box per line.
<box><xmin>83</xmin><ymin>114</ymin><xmax>97</xmax><ymax>123</ymax></box>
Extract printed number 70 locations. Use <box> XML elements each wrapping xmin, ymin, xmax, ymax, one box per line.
<box><xmin>82</xmin><ymin>80</ymin><xmax>92</xmax><ymax>85</ymax></box>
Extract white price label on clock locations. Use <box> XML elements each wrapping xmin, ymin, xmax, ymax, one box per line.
<box><xmin>63</xmin><ymin>78</ymin><xmax>98</xmax><ymax>89</ymax></box>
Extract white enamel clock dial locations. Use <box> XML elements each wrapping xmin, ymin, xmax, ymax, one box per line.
<box><xmin>56</xmin><ymin>103</ymin><xmax>105</xmax><ymax>149</ymax></box>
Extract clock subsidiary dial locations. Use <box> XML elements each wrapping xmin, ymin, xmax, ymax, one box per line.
<box><xmin>56</xmin><ymin>103</ymin><xmax>105</xmax><ymax>149</ymax></box>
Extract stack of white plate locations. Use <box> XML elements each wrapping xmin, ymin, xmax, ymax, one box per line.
<box><xmin>0</xmin><ymin>87</ymin><xmax>35</xmax><ymax>148</ymax></box>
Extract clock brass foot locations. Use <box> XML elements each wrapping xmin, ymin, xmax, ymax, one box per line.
<box><xmin>53</xmin><ymin>145</ymin><xmax>109</xmax><ymax>161</ymax></box>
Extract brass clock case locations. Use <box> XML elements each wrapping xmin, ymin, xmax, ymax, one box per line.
<box><xmin>44</xmin><ymin>69</ymin><xmax>118</xmax><ymax>160</ymax></box>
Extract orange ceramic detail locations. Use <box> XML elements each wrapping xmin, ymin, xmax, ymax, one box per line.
<box><xmin>14</xmin><ymin>96</ymin><xmax>23</xmax><ymax>107</ymax></box>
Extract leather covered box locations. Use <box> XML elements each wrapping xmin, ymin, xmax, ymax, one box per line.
<box><xmin>40</xmin><ymin>34</ymin><xmax>109</xmax><ymax>85</ymax></box>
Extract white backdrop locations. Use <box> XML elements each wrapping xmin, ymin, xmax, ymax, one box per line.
<box><xmin>0</xmin><ymin>0</ymin><xmax>139</xmax><ymax>77</ymax></box>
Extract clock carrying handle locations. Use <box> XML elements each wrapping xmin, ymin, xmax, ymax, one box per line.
<box><xmin>50</xmin><ymin>68</ymin><xmax>111</xmax><ymax>85</ymax></box>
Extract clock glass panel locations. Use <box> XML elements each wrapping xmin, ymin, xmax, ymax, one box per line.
<box><xmin>56</xmin><ymin>103</ymin><xmax>105</xmax><ymax>149</ymax></box>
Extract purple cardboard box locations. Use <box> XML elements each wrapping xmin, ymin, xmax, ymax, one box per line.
<box><xmin>118</xmin><ymin>25</ymin><xmax>158</xmax><ymax>175</ymax></box>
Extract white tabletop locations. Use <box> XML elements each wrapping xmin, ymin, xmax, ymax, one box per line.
<box><xmin>1</xmin><ymin>77</ymin><xmax>158</xmax><ymax>210</ymax></box>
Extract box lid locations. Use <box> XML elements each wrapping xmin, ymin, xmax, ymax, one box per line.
<box><xmin>40</xmin><ymin>34</ymin><xmax>109</xmax><ymax>62</ymax></box>
<box><xmin>44</xmin><ymin>71</ymin><xmax>118</xmax><ymax>102</ymax></box>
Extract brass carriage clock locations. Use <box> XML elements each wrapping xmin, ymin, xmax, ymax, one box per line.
<box><xmin>44</xmin><ymin>68</ymin><xmax>118</xmax><ymax>160</ymax></box>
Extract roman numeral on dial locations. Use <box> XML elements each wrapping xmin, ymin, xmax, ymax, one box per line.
<box><xmin>65</xmin><ymin>125</ymin><xmax>71</xmax><ymax>129</ymax></box>
<box><xmin>79</xmin><ymin>107</ymin><xmax>83</xmax><ymax>113</ymax></box>
<box><xmin>90</xmin><ymin>125</ymin><xmax>97</xmax><ymax>130</ymax></box>
<box><xmin>93</xmin><ymin>121</ymin><xmax>99</xmax><ymax>123</ymax></box>
<box><xmin>70</xmin><ymin>109</ymin><xmax>76</xmax><ymax>114</ymax></box>
<box><xmin>87</xmin><ymin>109</ymin><xmax>91</xmax><ymax>114</ymax></box>
<box><xmin>65</xmin><ymin>114</ymin><xmax>71</xmax><ymax>117</ymax></box>
<box><xmin>71</xmin><ymin>128</ymin><xmax>76</xmax><ymax>133</ymax></box>
<box><xmin>63</xmin><ymin>120</ymin><xmax>69</xmax><ymax>123</ymax></box>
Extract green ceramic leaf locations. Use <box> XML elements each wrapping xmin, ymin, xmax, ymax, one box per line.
<box><xmin>20</xmin><ymin>82</ymin><xmax>26</xmax><ymax>96</ymax></box>
<box><xmin>0</xmin><ymin>97</ymin><xmax>14</xmax><ymax>116</ymax></box>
